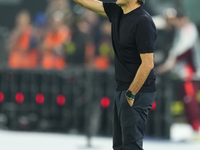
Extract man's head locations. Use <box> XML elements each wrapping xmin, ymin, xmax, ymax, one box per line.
<box><xmin>163</xmin><ymin>8</ymin><xmax>188</xmax><ymax>28</ymax></box>
<box><xmin>174</xmin><ymin>11</ymin><xmax>188</xmax><ymax>28</ymax></box>
<box><xmin>116</xmin><ymin>0</ymin><xmax>145</xmax><ymax>7</ymax></box>
<box><xmin>16</xmin><ymin>10</ymin><xmax>31</xmax><ymax>28</ymax></box>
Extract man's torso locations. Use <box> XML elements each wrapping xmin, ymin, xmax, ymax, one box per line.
<box><xmin>103</xmin><ymin>3</ymin><xmax>157</xmax><ymax>92</ymax></box>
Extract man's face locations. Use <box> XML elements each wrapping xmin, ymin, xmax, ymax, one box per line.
<box><xmin>16</xmin><ymin>13</ymin><xmax>30</xmax><ymax>28</ymax></box>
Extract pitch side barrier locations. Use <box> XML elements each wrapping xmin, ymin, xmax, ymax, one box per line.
<box><xmin>0</xmin><ymin>67</ymin><xmax>171</xmax><ymax>139</ymax></box>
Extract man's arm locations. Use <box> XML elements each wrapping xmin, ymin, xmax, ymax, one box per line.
<box><xmin>73</xmin><ymin>0</ymin><xmax>107</xmax><ymax>17</ymax></box>
<box><xmin>127</xmin><ymin>53</ymin><xmax>154</xmax><ymax>107</ymax></box>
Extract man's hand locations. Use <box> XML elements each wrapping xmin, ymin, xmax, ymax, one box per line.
<box><xmin>156</xmin><ymin>55</ymin><xmax>176</xmax><ymax>75</ymax></box>
<box><xmin>126</xmin><ymin>98</ymin><xmax>134</xmax><ymax>107</ymax></box>
<box><xmin>155</xmin><ymin>64</ymin><xmax>168</xmax><ymax>74</ymax></box>
<box><xmin>73</xmin><ymin>0</ymin><xmax>107</xmax><ymax>17</ymax></box>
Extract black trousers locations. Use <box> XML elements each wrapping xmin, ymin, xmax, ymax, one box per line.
<box><xmin>113</xmin><ymin>90</ymin><xmax>156</xmax><ymax>150</ymax></box>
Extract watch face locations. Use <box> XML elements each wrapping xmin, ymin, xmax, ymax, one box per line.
<box><xmin>126</xmin><ymin>90</ymin><xmax>135</xmax><ymax>100</ymax></box>
<box><xmin>126</xmin><ymin>90</ymin><xmax>132</xmax><ymax>97</ymax></box>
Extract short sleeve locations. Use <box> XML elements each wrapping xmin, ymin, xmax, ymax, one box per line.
<box><xmin>135</xmin><ymin>20</ymin><xmax>157</xmax><ymax>53</ymax></box>
<box><xmin>103</xmin><ymin>2</ymin><xmax>121</xmax><ymax>22</ymax></box>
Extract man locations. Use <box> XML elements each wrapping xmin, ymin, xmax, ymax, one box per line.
<box><xmin>157</xmin><ymin>10</ymin><xmax>200</xmax><ymax>140</ymax></box>
<box><xmin>73</xmin><ymin>0</ymin><xmax>157</xmax><ymax>149</ymax></box>
<box><xmin>8</xmin><ymin>10</ymin><xmax>39</xmax><ymax>68</ymax></box>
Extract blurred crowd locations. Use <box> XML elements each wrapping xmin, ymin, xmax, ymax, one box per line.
<box><xmin>2</xmin><ymin>0</ymin><xmax>200</xmax><ymax>140</ymax></box>
<box><xmin>153</xmin><ymin>7</ymin><xmax>200</xmax><ymax>139</ymax></box>
<box><xmin>6</xmin><ymin>0</ymin><xmax>114</xmax><ymax>70</ymax></box>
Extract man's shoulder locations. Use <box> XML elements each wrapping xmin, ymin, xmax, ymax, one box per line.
<box><xmin>103</xmin><ymin>2</ymin><xmax>122</xmax><ymax>22</ymax></box>
<box><xmin>103</xmin><ymin>2</ymin><xmax>122</xmax><ymax>13</ymax></box>
<box><xmin>138</xmin><ymin>9</ymin><xmax>154</xmax><ymax>21</ymax></box>
<box><xmin>126</xmin><ymin>8</ymin><xmax>153</xmax><ymax>24</ymax></box>
<box><xmin>134</xmin><ymin>9</ymin><xmax>156</xmax><ymax>28</ymax></box>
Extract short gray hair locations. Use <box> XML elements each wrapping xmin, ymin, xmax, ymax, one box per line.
<box><xmin>137</xmin><ymin>0</ymin><xmax>146</xmax><ymax>5</ymax></box>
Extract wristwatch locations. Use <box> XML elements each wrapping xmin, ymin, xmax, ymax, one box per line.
<box><xmin>125</xmin><ymin>90</ymin><xmax>136</xmax><ymax>101</ymax></box>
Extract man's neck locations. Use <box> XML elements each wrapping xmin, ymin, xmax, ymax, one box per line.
<box><xmin>121</xmin><ymin>2</ymin><xmax>141</xmax><ymax>14</ymax></box>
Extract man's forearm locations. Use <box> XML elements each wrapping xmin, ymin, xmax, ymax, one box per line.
<box><xmin>73</xmin><ymin>0</ymin><xmax>87</xmax><ymax>8</ymax></box>
<box><xmin>73</xmin><ymin>0</ymin><xmax>107</xmax><ymax>17</ymax></box>
<box><xmin>128</xmin><ymin>63</ymin><xmax>153</xmax><ymax>94</ymax></box>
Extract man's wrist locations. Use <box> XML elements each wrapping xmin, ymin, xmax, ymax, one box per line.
<box><xmin>125</xmin><ymin>90</ymin><xmax>136</xmax><ymax>101</ymax></box>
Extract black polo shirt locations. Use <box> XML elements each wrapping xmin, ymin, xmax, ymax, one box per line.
<box><xmin>103</xmin><ymin>3</ymin><xmax>157</xmax><ymax>92</ymax></box>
